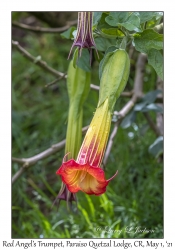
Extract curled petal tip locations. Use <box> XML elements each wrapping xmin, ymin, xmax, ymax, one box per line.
<box><xmin>107</xmin><ymin>170</ymin><xmax>118</xmax><ymax>182</ymax></box>
<box><xmin>63</xmin><ymin>152</ymin><xmax>71</xmax><ymax>163</ymax></box>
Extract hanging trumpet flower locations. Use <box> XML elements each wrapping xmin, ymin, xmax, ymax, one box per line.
<box><xmin>56</xmin><ymin>49</ymin><xmax>130</xmax><ymax>196</ymax></box>
<box><xmin>68</xmin><ymin>12</ymin><xmax>98</xmax><ymax>59</ymax></box>
<box><xmin>55</xmin><ymin>51</ymin><xmax>91</xmax><ymax>207</ymax></box>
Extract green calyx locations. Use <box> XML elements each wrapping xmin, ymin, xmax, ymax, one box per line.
<box><xmin>67</xmin><ymin>57</ymin><xmax>91</xmax><ymax>119</ymax></box>
<box><xmin>65</xmin><ymin>53</ymin><xmax>91</xmax><ymax>159</ymax></box>
<box><xmin>98</xmin><ymin>49</ymin><xmax>130</xmax><ymax>112</ymax></box>
<box><xmin>65</xmin><ymin>106</ymin><xmax>83</xmax><ymax>159</ymax></box>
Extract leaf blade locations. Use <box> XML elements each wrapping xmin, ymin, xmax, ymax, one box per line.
<box><xmin>133</xmin><ymin>29</ymin><xmax>163</xmax><ymax>53</ymax></box>
<box><xmin>147</xmin><ymin>49</ymin><xmax>163</xmax><ymax>79</ymax></box>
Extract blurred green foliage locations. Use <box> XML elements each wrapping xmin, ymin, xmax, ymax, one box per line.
<box><xmin>12</xmin><ymin>12</ymin><xmax>163</xmax><ymax>239</ymax></box>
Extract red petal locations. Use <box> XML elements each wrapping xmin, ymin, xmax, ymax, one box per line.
<box><xmin>56</xmin><ymin>159</ymin><xmax>117</xmax><ymax>196</ymax></box>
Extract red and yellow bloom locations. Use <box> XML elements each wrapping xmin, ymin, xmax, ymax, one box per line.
<box><xmin>57</xmin><ymin>48</ymin><xmax>130</xmax><ymax>197</ymax></box>
<box><xmin>56</xmin><ymin>98</ymin><xmax>118</xmax><ymax>195</ymax></box>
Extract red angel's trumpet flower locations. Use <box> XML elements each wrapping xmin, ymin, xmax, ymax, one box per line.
<box><xmin>57</xmin><ymin>48</ymin><xmax>130</xmax><ymax>196</ymax></box>
<box><xmin>55</xmin><ymin>52</ymin><xmax>91</xmax><ymax>208</ymax></box>
<box><xmin>56</xmin><ymin>98</ymin><xmax>118</xmax><ymax>195</ymax></box>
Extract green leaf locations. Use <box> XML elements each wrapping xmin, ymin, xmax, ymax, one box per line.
<box><xmin>93</xmin><ymin>12</ymin><xmax>103</xmax><ymax>26</ymax></box>
<box><xmin>134</xmin><ymin>91</ymin><xmax>163</xmax><ymax>113</ymax></box>
<box><xmin>134</xmin><ymin>90</ymin><xmax>163</xmax><ymax>113</ymax></box>
<box><xmin>76</xmin><ymin>49</ymin><xmax>91</xmax><ymax>72</ymax></box>
<box><xmin>147</xmin><ymin>49</ymin><xmax>163</xmax><ymax>79</ymax></box>
<box><xmin>106</xmin><ymin>12</ymin><xmax>130</xmax><ymax>25</ymax></box>
<box><xmin>94</xmin><ymin>36</ymin><xmax>116</xmax><ymax>51</ymax></box>
<box><xmin>100</xmin><ymin>28</ymin><xmax>125</xmax><ymax>38</ymax></box>
<box><xmin>133</xmin><ymin>29</ymin><xmax>163</xmax><ymax>53</ymax></box>
<box><xmin>105</xmin><ymin>12</ymin><xmax>141</xmax><ymax>32</ymax></box>
<box><xmin>96</xmin><ymin>12</ymin><xmax>125</xmax><ymax>38</ymax></box>
<box><xmin>142</xmin><ymin>89</ymin><xmax>162</xmax><ymax>104</ymax></box>
<box><xmin>120</xmin><ymin>111</ymin><xmax>136</xmax><ymax>129</ymax></box>
<box><xmin>134</xmin><ymin>101</ymin><xmax>148</xmax><ymax>111</ymax></box>
<box><xmin>146</xmin><ymin>17</ymin><xmax>163</xmax><ymax>29</ymax></box>
<box><xmin>138</xmin><ymin>12</ymin><xmax>162</xmax><ymax>24</ymax></box>
<box><xmin>149</xmin><ymin>136</ymin><xmax>163</xmax><ymax>158</ymax></box>
<box><xmin>155</xmin><ymin>12</ymin><xmax>163</xmax><ymax>20</ymax></box>
<box><xmin>60</xmin><ymin>26</ymin><xmax>76</xmax><ymax>39</ymax></box>
<box><xmin>122</xmin><ymin>13</ymin><xmax>141</xmax><ymax>32</ymax></box>
<box><xmin>142</xmin><ymin>103</ymin><xmax>163</xmax><ymax>113</ymax></box>
<box><xmin>97</xmin><ymin>12</ymin><xmax>111</xmax><ymax>31</ymax></box>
